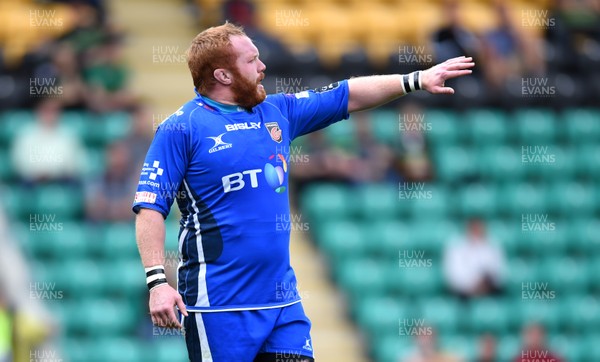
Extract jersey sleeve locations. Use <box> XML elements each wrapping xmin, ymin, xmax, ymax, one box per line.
<box><xmin>132</xmin><ymin>115</ymin><xmax>191</xmax><ymax>218</ymax></box>
<box><xmin>280</xmin><ymin>80</ymin><xmax>350</xmax><ymax>140</ymax></box>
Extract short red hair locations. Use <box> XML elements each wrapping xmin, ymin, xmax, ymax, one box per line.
<box><xmin>186</xmin><ymin>22</ymin><xmax>246</xmax><ymax>94</ymax></box>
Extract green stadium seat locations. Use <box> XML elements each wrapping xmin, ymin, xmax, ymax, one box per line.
<box><xmin>567</xmin><ymin>217</ymin><xmax>600</xmax><ymax>256</ymax></box>
<box><xmin>505</xmin><ymin>258</ymin><xmax>540</xmax><ymax>296</ymax></box>
<box><xmin>152</xmin><ymin>339</ymin><xmax>190</xmax><ymax>362</ymax></box>
<box><xmin>465</xmin><ymin>108</ymin><xmax>510</xmax><ymax>145</ymax></box>
<box><xmin>80</xmin><ymin>298</ymin><xmax>139</xmax><ymax>336</ymax></box>
<box><xmin>356</xmin><ymin>183</ymin><xmax>402</xmax><ymax>220</ymax></box>
<box><xmin>0</xmin><ymin>185</ymin><xmax>32</xmax><ymax>219</ymax></box>
<box><xmin>496</xmin><ymin>335</ymin><xmax>520</xmax><ymax>362</ymax></box>
<box><xmin>486</xmin><ymin>219</ymin><xmax>520</xmax><ymax>255</ymax></box>
<box><xmin>94</xmin><ymin>337</ymin><xmax>145</xmax><ymax>362</ymax></box>
<box><xmin>409</xmin><ymin>219</ymin><xmax>457</xmax><ymax>256</ymax></box>
<box><xmin>514</xmin><ymin>108</ymin><xmax>557</xmax><ymax>143</ymax></box>
<box><xmin>542</xmin><ymin>257</ymin><xmax>589</xmax><ymax>293</ymax></box>
<box><xmin>533</xmin><ymin>146</ymin><xmax>576</xmax><ymax>181</ymax></box>
<box><xmin>355</xmin><ymin>296</ymin><xmax>414</xmax><ymax>341</ymax></box>
<box><xmin>405</xmin><ymin>185</ymin><xmax>450</xmax><ymax>219</ymax></box>
<box><xmin>374</xmin><ymin>334</ymin><xmax>412</xmax><ymax>362</ymax></box>
<box><xmin>581</xmin><ymin>334</ymin><xmax>600</xmax><ymax>361</ymax></box>
<box><xmin>0</xmin><ymin>150</ymin><xmax>14</xmax><ymax>181</ymax></box>
<box><xmin>83</xmin><ymin>146</ymin><xmax>106</xmax><ymax>178</ymax></box>
<box><xmin>420</xmin><ymin>297</ymin><xmax>463</xmax><ymax>333</ymax></box>
<box><xmin>371</xmin><ymin>109</ymin><xmax>400</xmax><ymax>145</ymax></box>
<box><xmin>59</xmin><ymin>111</ymin><xmax>91</xmax><ymax>141</ymax></box>
<box><xmin>61</xmin><ymin>337</ymin><xmax>97</xmax><ymax>362</ymax></box>
<box><xmin>85</xmin><ymin>112</ymin><xmax>132</xmax><ymax>145</ymax></box>
<box><xmin>478</xmin><ymin>145</ymin><xmax>526</xmax><ymax>181</ymax></box>
<box><xmin>562</xmin><ymin>108</ymin><xmax>600</xmax><ymax>142</ymax></box>
<box><xmin>467</xmin><ymin>298</ymin><xmax>510</xmax><ymax>333</ymax></box>
<box><xmin>56</xmin><ymin>259</ymin><xmax>106</xmax><ymax>298</ymax></box>
<box><xmin>425</xmin><ymin>109</ymin><xmax>461</xmax><ymax>145</ymax></box>
<box><xmin>433</xmin><ymin>146</ymin><xmax>476</xmax><ymax>182</ymax></box>
<box><xmin>562</xmin><ymin>296</ymin><xmax>600</xmax><ymax>332</ymax></box>
<box><xmin>575</xmin><ymin>144</ymin><xmax>600</xmax><ymax>178</ymax></box>
<box><xmin>301</xmin><ymin>184</ymin><xmax>353</xmax><ymax>221</ymax></box>
<box><xmin>440</xmin><ymin>335</ymin><xmax>475</xmax><ymax>361</ymax></box>
<box><xmin>106</xmin><ymin>260</ymin><xmax>146</xmax><ymax>297</ymax></box>
<box><xmin>0</xmin><ymin>110</ymin><xmax>35</xmax><ymax>146</ymax></box>
<box><xmin>456</xmin><ymin>183</ymin><xmax>498</xmax><ymax>217</ymax></box>
<box><xmin>366</xmin><ymin>220</ymin><xmax>414</xmax><ymax>258</ymax></box>
<box><xmin>549</xmin><ymin>181</ymin><xmax>595</xmax><ymax>217</ymax></box>
<box><xmin>497</xmin><ymin>182</ymin><xmax>548</xmax><ymax>217</ymax></box>
<box><xmin>390</xmin><ymin>262</ymin><xmax>443</xmax><ymax>296</ymax></box>
<box><xmin>25</xmin><ymin>222</ymin><xmax>92</xmax><ymax>259</ymax></box>
<box><xmin>324</xmin><ymin>118</ymin><xmax>356</xmax><ymax>150</ymax></box>
<box><xmin>518</xmin><ymin>301</ymin><xmax>561</xmax><ymax>333</ymax></box>
<box><xmin>337</xmin><ymin>257</ymin><xmax>386</xmax><ymax>298</ymax></box>
<box><xmin>549</xmin><ymin>335</ymin><xmax>580</xmax><ymax>362</ymax></box>
<box><xmin>319</xmin><ymin>221</ymin><xmax>367</xmax><ymax>261</ymax></box>
<box><xmin>516</xmin><ymin>221</ymin><xmax>569</xmax><ymax>256</ymax></box>
<box><xmin>32</xmin><ymin>184</ymin><xmax>84</xmax><ymax>219</ymax></box>
<box><xmin>100</xmin><ymin>222</ymin><xmax>138</xmax><ymax>259</ymax></box>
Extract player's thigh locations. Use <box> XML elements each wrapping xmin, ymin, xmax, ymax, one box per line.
<box><xmin>256</xmin><ymin>302</ymin><xmax>314</xmax><ymax>361</ymax></box>
<box><xmin>183</xmin><ymin>310</ymin><xmax>277</xmax><ymax>362</ymax></box>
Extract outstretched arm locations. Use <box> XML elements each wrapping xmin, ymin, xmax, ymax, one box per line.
<box><xmin>347</xmin><ymin>56</ymin><xmax>475</xmax><ymax>113</ymax></box>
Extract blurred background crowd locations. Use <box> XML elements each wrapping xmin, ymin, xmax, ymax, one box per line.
<box><xmin>0</xmin><ymin>0</ymin><xmax>599</xmax><ymax>361</ymax></box>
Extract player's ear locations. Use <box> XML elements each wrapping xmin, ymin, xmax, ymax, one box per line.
<box><xmin>213</xmin><ymin>68</ymin><xmax>232</xmax><ymax>85</ymax></box>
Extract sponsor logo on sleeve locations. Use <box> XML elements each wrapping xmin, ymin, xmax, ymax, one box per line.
<box><xmin>135</xmin><ymin>191</ymin><xmax>157</xmax><ymax>204</ymax></box>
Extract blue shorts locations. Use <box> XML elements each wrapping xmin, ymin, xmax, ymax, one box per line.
<box><xmin>182</xmin><ymin>301</ymin><xmax>313</xmax><ymax>362</ymax></box>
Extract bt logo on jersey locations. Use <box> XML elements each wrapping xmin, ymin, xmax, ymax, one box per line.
<box><xmin>222</xmin><ymin>154</ymin><xmax>288</xmax><ymax>194</ymax></box>
<box><xmin>222</xmin><ymin>169</ymin><xmax>262</xmax><ymax>193</ymax></box>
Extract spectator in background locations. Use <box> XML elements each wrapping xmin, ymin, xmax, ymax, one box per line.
<box><xmin>431</xmin><ymin>0</ymin><xmax>481</xmax><ymax>64</ymax></box>
<box><xmin>480</xmin><ymin>2</ymin><xmax>545</xmax><ymax>93</ymax></box>
<box><xmin>402</xmin><ymin>328</ymin><xmax>463</xmax><ymax>362</ymax></box>
<box><xmin>83</xmin><ymin>35</ymin><xmax>137</xmax><ymax>112</ymax></box>
<box><xmin>443</xmin><ymin>218</ymin><xmax>506</xmax><ymax>300</ymax></box>
<box><xmin>222</xmin><ymin>0</ymin><xmax>293</xmax><ymax>73</ymax></box>
<box><xmin>123</xmin><ymin>104</ymin><xmax>154</xmax><ymax>170</ymax></box>
<box><xmin>48</xmin><ymin>42</ymin><xmax>89</xmax><ymax>109</ymax></box>
<box><xmin>352</xmin><ymin>112</ymin><xmax>399</xmax><ymax>182</ymax></box>
<box><xmin>395</xmin><ymin>102</ymin><xmax>433</xmax><ymax>182</ymax></box>
<box><xmin>476</xmin><ymin>333</ymin><xmax>498</xmax><ymax>362</ymax></box>
<box><xmin>11</xmin><ymin>99</ymin><xmax>85</xmax><ymax>185</ymax></box>
<box><xmin>513</xmin><ymin>324</ymin><xmax>563</xmax><ymax>362</ymax></box>
<box><xmin>85</xmin><ymin>141</ymin><xmax>136</xmax><ymax>222</ymax></box>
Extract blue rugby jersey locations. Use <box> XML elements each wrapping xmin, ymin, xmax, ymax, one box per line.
<box><xmin>132</xmin><ymin>81</ymin><xmax>349</xmax><ymax>311</ymax></box>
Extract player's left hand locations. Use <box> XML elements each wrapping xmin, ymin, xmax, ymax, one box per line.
<box><xmin>421</xmin><ymin>56</ymin><xmax>475</xmax><ymax>95</ymax></box>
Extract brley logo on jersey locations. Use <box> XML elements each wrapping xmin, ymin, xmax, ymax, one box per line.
<box><xmin>207</xmin><ymin>133</ymin><xmax>233</xmax><ymax>153</ymax></box>
<box><xmin>225</xmin><ymin>122</ymin><xmax>261</xmax><ymax>132</ymax></box>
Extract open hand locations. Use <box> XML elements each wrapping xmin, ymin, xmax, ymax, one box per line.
<box><xmin>421</xmin><ymin>56</ymin><xmax>475</xmax><ymax>94</ymax></box>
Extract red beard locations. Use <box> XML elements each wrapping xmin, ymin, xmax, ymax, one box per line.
<box><xmin>230</xmin><ymin>67</ymin><xmax>266</xmax><ymax>110</ymax></box>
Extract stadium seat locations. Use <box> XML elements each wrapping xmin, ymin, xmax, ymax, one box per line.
<box><xmin>562</xmin><ymin>296</ymin><xmax>600</xmax><ymax>332</ymax></box>
<box><xmin>94</xmin><ymin>337</ymin><xmax>145</xmax><ymax>361</ymax></box>
<box><xmin>301</xmin><ymin>183</ymin><xmax>354</xmax><ymax>221</ymax></box>
<box><xmin>456</xmin><ymin>183</ymin><xmax>498</xmax><ymax>217</ymax></box>
<box><xmin>355</xmin><ymin>296</ymin><xmax>414</xmax><ymax>341</ymax></box>
<box><xmin>370</xmin><ymin>109</ymin><xmax>400</xmax><ymax>145</ymax></box>
<box><xmin>105</xmin><ymin>260</ymin><xmax>146</xmax><ymax>298</ymax></box>
<box><xmin>567</xmin><ymin>217</ymin><xmax>600</xmax><ymax>256</ymax></box>
<box><xmin>575</xmin><ymin>144</ymin><xmax>600</xmax><ymax>178</ymax></box>
<box><xmin>406</xmin><ymin>185</ymin><xmax>450</xmax><ymax>219</ymax></box>
<box><xmin>0</xmin><ymin>149</ymin><xmax>14</xmax><ymax>181</ymax></box>
<box><xmin>466</xmin><ymin>298</ymin><xmax>510</xmax><ymax>333</ymax></box>
<box><xmin>505</xmin><ymin>258</ymin><xmax>541</xmax><ymax>296</ymax></box>
<box><xmin>580</xmin><ymin>334</ymin><xmax>600</xmax><ymax>361</ymax></box>
<box><xmin>420</xmin><ymin>297</ymin><xmax>463</xmax><ymax>334</ymax></box>
<box><xmin>0</xmin><ymin>184</ymin><xmax>31</xmax><ymax>219</ymax></box>
<box><xmin>514</xmin><ymin>108</ymin><xmax>557</xmax><ymax>143</ymax></box>
<box><xmin>562</xmin><ymin>108</ymin><xmax>600</xmax><ymax>142</ymax></box>
<box><xmin>0</xmin><ymin>110</ymin><xmax>35</xmax><ymax>146</ymax></box>
<box><xmin>56</xmin><ymin>259</ymin><xmax>106</xmax><ymax>298</ymax></box>
<box><xmin>356</xmin><ymin>183</ymin><xmax>402</xmax><ymax>220</ymax></box>
<box><xmin>390</xmin><ymin>262</ymin><xmax>443</xmax><ymax>297</ymax></box>
<box><xmin>323</xmin><ymin>117</ymin><xmax>356</xmax><ymax>150</ymax></box>
<box><xmin>80</xmin><ymin>298</ymin><xmax>139</xmax><ymax>336</ymax></box>
<box><xmin>409</xmin><ymin>219</ymin><xmax>458</xmax><ymax>256</ymax></box>
<box><xmin>477</xmin><ymin>145</ymin><xmax>525</xmax><ymax>181</ymax></box>
<box><xmin>518</xmin><ymin>300</ymin><xmax>561</xmax><ymax>333</ymax></box>
<box><xmin>26</xmin><ymin>221</ymin><xmax>92</xmax><ymax>259</ymax></box>
<box><xmin>374</xmin><ymin>334</ymin><xmax>412</xmax><ymax>362</ymax></box>
<box><xmin>32</xmin><ymin>184</ymin><xmax>84</xmax><ymax>219</ymax></box>
<box><xmin>496</xmin><ymin>182</ymin><xmax>548</xmax><ymax>217</ymax></box>
<box><xmin>319</xmin><ymin>221</ymin><xmax>367</xmax><ymax>263</ymax></box>
<box><xmin>440</xmin><ymin>334</ymin><xmax>476</xmax><ymax>361</ymax></box>
<box><xmin>424</xmin><ymin>109</ymin><xmax>461</xmax><ymax>146</ymax></box>
<box><xmin>486</xmin><ymin>219</ymin><xmax>520</xmax><ymax>255</ymax></box>
<box><xmin>433</xmin><ymin>145</ymin><xmax>477</xmax><ymax>182</ymax></box>
<box><xmin>465</xmin><ymin>108</ymin><xmax>510</xmax><ymax>145</ymax></box>
<box><xmin>366</xmin><ymin>220</ymin><xmax>414</xmax><ymax>259</ymax></box>
<box><xmin>550</xmin><ymin>181</ymin><xmax>595</xmax><ymax>217</ymax></box>
<box><xmin>337</xmin><ymin>258</ymin><xmax>386</xmax><ymax>299</ymax></box>
<box><xmin>496</xmin><ymin>335</ymin><xmax>521</xmax><ymax>362</ymax></box>
<box><xmin>152</xmin><ymin>339</ymin><xmax>190</xmax><ymax>362</ymax></box>
<box><xmin>99</xmin><ymin>222</ymin><xmax>139</xmax><ymax>259</ymax></box>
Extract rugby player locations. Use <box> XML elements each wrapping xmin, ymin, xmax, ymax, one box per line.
<box><xmin>133</xmin><ymin>22</ymin><xmax>474</xmax><ymax>362</ymax></box>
